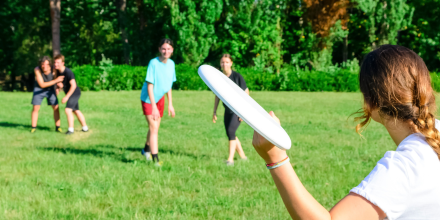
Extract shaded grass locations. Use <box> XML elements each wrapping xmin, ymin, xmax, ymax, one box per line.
<box><xmin>0</xmin><ymin>91</ymin><xmax>402</xmax><ymax>219</ymax></box>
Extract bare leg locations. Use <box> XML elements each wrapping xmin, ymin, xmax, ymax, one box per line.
<box><xmin>235</xmin><ymin>137</ymin><xmax>247</xmax><ymax>159</ymax></box>
<box><xmin>73</xmin><ymin>110</ymin><xmax>87</xmax><ymax>127</ymax></box>
<box><xmin>146</xmin><ymin>130</ymin><xmax>151</xmax><ymax>146</ymax></box>
<box><xmin>65</xmin><ymin>108</ymin><xmax>75</xmax><ymax>129</ymax></box>
<box><xmin>146</xmin><ymin>115</ymin><xmax>161</xmax><ymax>154</ymax></box>
<box><xmin>52</xmin><ymin>105</ymin><xmax>61</xmax><ymax>127</ymax></box>
<box><xmin>227</xmin><ymin>140</ymin><xmax>237</xmax><ymax>162</ymax></box>
<box><xmin>31</xmin><ymin>105</ymin><xmax>41</xmax><ymax>127</ymax></box>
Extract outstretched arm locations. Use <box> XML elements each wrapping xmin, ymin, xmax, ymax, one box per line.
<box><xmin>252</xmin><ymin>111</ymin><xmax>386</xmax><ymax>220</ymax></box>
<box><xmin>34</xmin><ymin>68</ymin><xmax>64</xmax><ymax>88</ymax></box>
<box><xmin>212</xmin><ymin>96</ymin><xmax>220</xmax><ymax>123</ymax></box>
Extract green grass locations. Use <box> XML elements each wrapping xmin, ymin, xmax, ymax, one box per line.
<box><xmin>0</xmin><ymin>91</ymin><xmax>399</xmax><ymax>219</ymax></box>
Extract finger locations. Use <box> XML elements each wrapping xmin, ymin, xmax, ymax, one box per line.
<box><xmin>268</xmin><ymin>111</ymin><xmax>281</xmax><ymax>125</ymax></box>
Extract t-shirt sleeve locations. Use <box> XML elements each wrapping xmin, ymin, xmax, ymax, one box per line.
<box><xmin>68</xmin><ymin>69</ymin><xmax>75</xmax><ymax>80</ymax></box>
<box><xmin>350</xmin><ymin>151</ymin><xmax>414</xmax><ymax>219</ymax></box>
<box><xmin>145</xmin><ymin>62</ymin><xmax>155</xmax><ymax>84</ymax></box>
<box><xmin>173</xmin><ymin>64</ymin><xmax>177</xmax><ymax>82</ymax></box>
<box><xmin>238</xmin><ymin>73</ymin><xmax>247</xmax><ymax>90</ymax></box>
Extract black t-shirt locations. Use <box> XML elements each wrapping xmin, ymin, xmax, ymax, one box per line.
<box><xmin>223</xmin><ymin>71</ymin><xmax>248</xmax><ymax>113</ymax></box>
<box><xmin>58</xmin><ymin>67</ymin><xmax>80</xmax><ymax>94</ymax></box>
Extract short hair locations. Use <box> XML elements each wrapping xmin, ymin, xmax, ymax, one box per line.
<box><xmin>54</xmin><ymin>54</ymin><xmax>65</xmax><ymax>62</ymax></box>
<box><xmin>221</xmin><ymin>54</ymin><xmax>233</xmax><ymax>62</ymax></box>
<box><xmin>39</xmin><ymin>56</ymin><xmax>52</xmax><ymax>66</ymax></box>
<box><xmin>158</xmin><ymin>38</ymin><xmax>174</xmax><ymax>48</ymax></box>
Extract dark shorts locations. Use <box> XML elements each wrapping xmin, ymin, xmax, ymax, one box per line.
<box><xmin>66</xmin><ymin>90</ymin><xmax>81</xmax><ymax>111</ymax></box>
<box><xmin>141</xmin><ymin>96</ymin><xmax>165</xmax><ymax>117</ymax></box>
<box><xmin>32</xmin><ymin>87</ymin><xmax>58</xmax><ymax>106</ymax></box>
<box><xmin>224</xmin><ymin>108</ymin><xmax>241</xmax><ymax>141</ymax></box>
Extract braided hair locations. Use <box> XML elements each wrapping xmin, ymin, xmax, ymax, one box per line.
<box><xmin>356</xmin><ymin>45</ymin><xmax>440</xmax><ymax>159</ymax></box>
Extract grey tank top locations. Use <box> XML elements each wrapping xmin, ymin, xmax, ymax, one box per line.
<box><xmin>34</xmin><ymin>66</ymin><xmax>55</xmax><ymax>90</ymax></box>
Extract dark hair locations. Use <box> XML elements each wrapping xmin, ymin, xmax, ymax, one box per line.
<box><xmin>158</xmin><ymin>38</ymin><xmax>173</xmax><ymax>48</ymax></box>
<box><xmin>221</xmin><ymin>54</ymin><xmax>233</xmax><ymax>62</ymax></box>
<box><xmin>356</xmin><ymin>45</ymin><xmax>440</xmax><ymax>158</ymax></box>
<box><xmin>54</xmin><ymin>54</ymin><xmax>65</xmax><ymax>62</ymax></box>
<box><xmin>39</xmin><ymin>56</ymin><xmax>52</xmax><ymax>66</ymax></box>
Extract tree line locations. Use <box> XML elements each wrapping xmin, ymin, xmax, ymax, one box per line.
<box><xmin>1</xmin><ymin>0</ymin><xmax>439</xmax><ymax>88</ymax></box>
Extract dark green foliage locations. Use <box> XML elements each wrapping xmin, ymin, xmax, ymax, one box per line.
<box><xmin>71</xmin><ymin>64</ymin><xmax>362</xmax><ymax>92</ymax></box>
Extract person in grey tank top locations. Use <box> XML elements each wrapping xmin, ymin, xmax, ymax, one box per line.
<box><xmin>30</xmin><ymin>56</ymin><xmax>65</xmax><ymax>133</ymax></box>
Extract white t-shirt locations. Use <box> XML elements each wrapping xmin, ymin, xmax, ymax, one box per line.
<box><xmin>350</xmin><ymin>120</ymin><xmax>440</xmax><ymax>220</ymax></box>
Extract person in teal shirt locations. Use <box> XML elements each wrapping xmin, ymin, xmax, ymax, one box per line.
<box><xmin>140</xmin><ymin>38</ymin><xmax>176</xmax><ymax>166</ymax></box>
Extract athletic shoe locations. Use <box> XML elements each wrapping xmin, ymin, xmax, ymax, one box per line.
<box><xmin>155</xmin><ymin>161</ymin><xmax>163</xmax><ymax>167</ymax></box>
<box><xmin>141</xmin><ymin>149</ymin><xmax>152</xmax><ymax>161</ymax></box>
<box><xmin>56</xmin><ymin>127</ymin><xmax>63</xmax><ymax>132</ymax></box>
<box><xmin>65</xmin><ymin>131</ymin><xmax>74</xmax><ymax>135</ymax></box>
<box><xmin>30</xmin><ymin>128</ymin><xmax>36</xmax><ymax>133</ymax></box>
<box><xmin>224</xmin><ymin>160</ymin><xmax>234</xmax><ymax>166</ymax></box>
<box><xmin>82</xmin><ymin>129</ymin><xmax>88</xmax><ymax>132</ymax></box>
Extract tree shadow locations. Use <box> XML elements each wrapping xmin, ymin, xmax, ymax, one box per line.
<box><xmin>0</xmin><ymin>122</ymin><xmax>51</xmax><ymax>131</ymax></box>
<box><xmin>39</xmin><ymin>146</ymin><xmax>136</xmax><ymax>163</ymax></box>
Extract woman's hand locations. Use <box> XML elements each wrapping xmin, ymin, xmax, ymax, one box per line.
<box><xmin>212</xmin><ymin>113</ymin><xmax>217</xmax><ymax>123</ymax></box>
<box><xmin>152</xmin><ymin>107</ymin><xmax>160</xmax><ymax>120</ymax></box>
<box><xmin>168</xmin><ymin>105</ymin><xmax>175</xmax><ymax>118</ymax></box>
<box><xmin>252</xmin><ymin>111</ymin><xmax>287</xmax><ymax>164</ymax></box>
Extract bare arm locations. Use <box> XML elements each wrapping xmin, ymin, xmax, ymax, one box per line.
<box><xmin>147</xmin><ymin>82</ymin><xmax>156</xmax><ymax>108</ymax></box>
<box><xmin>212</xmin><ymin>96</ymin><xmax>220</xmax><ymax>123</ymax></box>
<box><xmin>252</xmin><ymin>112</ymin><xmax>386</xmax><ymax>220</ymax></box>
<box><xmin>245</xmin><ymin>88</ymin><xmax>249</xmax><ymax>95</ymax></box>
<box><xmin>167</xmin><ymin>89</ymin><xmax>175</xmax><ymax>117</ymax></box>
<box><xmin>147</xmin><ymin>82</ymin><xmax>160</xmax><ymax>120</ymax></box>
<box><xmin>34</xmin><ymin>68</ymin><xmax>63</xmax><ymax>88</ymax></box>
<box><xmin>65</xmin><ymin>79</ymin><xmax>77</xmax><ymax>99</ymax></box>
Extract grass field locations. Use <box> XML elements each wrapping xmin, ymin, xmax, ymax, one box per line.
<box><xmin>0</xmin><ymin>90</ymin><xmax>400</xmax><ymax>219</ymax></box>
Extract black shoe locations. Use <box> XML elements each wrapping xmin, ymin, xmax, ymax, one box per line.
<box><xmin>82</xmin><ymin>129</ymin><xmax>88</xmax><ymax>132</ymax></box>
<box><xmin>65</xmin><ymin>131</ymin><xmax>74</xmax><ymax>135</ymax></box>
<box><xmin>56</xmin><ymin>127</ymin><xmax>63</xmax><ymax>132</ymax></box>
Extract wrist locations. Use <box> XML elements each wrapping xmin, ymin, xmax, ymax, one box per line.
<box><xmin>264</xmin><ymin>152</ymin><xmax>288</xmax><ymax>164</ymax></box>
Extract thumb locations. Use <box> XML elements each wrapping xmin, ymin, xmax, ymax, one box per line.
<box><xmin>269</xmin><ymin>111</ymin><xmax>280</xmax><ymax>125</ymax></box>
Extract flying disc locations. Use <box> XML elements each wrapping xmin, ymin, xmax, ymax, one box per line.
<box><xmin>198</xmin><ymin>65</ymin><xmax>291</xmax><ymax>150</ymax></box>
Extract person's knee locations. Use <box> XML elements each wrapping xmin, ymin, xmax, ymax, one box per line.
<box><xmin>32</xmin><ymin>105</ymin><xmax>40</xmax><ymax>112</ymax></box>
<box><xmin>52</xmin><ymin>105</ymin><xmax>59</xmax><ymax>111</ymax></box>
<box><xmin>65</xmin><ymin>108</ymin><xmax>73</xmax><ymax>114</ymax></box>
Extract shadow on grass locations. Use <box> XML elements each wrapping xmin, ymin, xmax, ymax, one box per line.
<box><xmin>123</xmin><ymin>147</ymin><xmax>211</xmax><ymax>160</ymax></box>
<box><xmin>0</xmin><ymin>122</ymin><xmax>51</xmax><ymax>131</ymax></box>
<box><xmin>39</xmin><ymin>147</ymin><xmax>136</xmax><ymax>163</ymax></box>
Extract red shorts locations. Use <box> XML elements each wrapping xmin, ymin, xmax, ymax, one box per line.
<box><xmin>141</xmin><ymin>96</ymin><xmax>165</xmax><ymax>117</ymax></box>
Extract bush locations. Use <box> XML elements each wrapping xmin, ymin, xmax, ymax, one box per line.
<box><xmin>70</xmin><ymin>64</ymin><xmax>440</xmax><ymax>92</ymax></box>
<box><xmin>72</xmin><ymin>64</ymin><xmax>362</xmax><ymax>92</ymax></box>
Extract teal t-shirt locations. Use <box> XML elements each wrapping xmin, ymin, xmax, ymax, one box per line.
<box><xmin>140</xmin><ymin>57</ymin><xmax>177</xmax><ymax>104</ymax></box>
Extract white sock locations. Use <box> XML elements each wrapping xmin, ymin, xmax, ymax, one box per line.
<box><xmin>82</xmin><ymin>126</ymin><xmax>88</xmax><ymax>131</ymax></box>
<box><xmin>68</xmin><ymin>127</ymin><xmax>74</xmax><ymax>132</ymax></box>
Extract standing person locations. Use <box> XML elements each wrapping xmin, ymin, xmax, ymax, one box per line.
<box><xmin>31</xmin><ymin>56</ymin><xmax>65</xmax><ymax>133</ymax></box>
<box><xmin>140</xmin><ymin>38</ymin><xmax>176</xmax><ymax>166</ymax></box>
<box><xmin>252</xmin><ymin>45</ymin><xmax>440</xmax><ymax>219</ymax></box>
<box><xmin>212</xmin><ymin>54</ymin><xmax>248</xmax><ymax>166</ymax></box>
<box><xmin>53</xmin><ymin>54</ymin><xmax>88</xmax><ymax>135</ymax></box>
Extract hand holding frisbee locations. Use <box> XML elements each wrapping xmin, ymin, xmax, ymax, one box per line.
<box><xmin>198</xmin><ymin>65</ymin><xmax>291</xmax><ymax>150</ymax></box>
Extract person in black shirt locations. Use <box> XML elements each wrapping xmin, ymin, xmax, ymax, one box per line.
<box><xmin>54</xmin><ymin>54</ymin><xmax>89</xmax><ymax>135</ymax></box>
<box><xmin>30</xmin><ymin>56</ymin><xmax>65</xmax><ymax>133</ymax></box>
<box><xmin>212</xmin><ymin>54</ymin><xmax>249</xmax><ymax>166</ymax></box>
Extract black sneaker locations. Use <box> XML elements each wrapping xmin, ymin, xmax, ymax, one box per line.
<box><xmin>65</xmin><ymin>131</ymin><xmax>74</xmax><ymax>135</ymax></box>
<box><xmin>56</xmin><ymin>127</ymin><xmax>63</xmax><ymax>132</ymax></box>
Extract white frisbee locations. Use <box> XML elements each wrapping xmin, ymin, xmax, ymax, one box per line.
<box><xmin>198</xmin><ymin>65</ymin><xmax>291</xmax><ymax>150</ymax></box>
